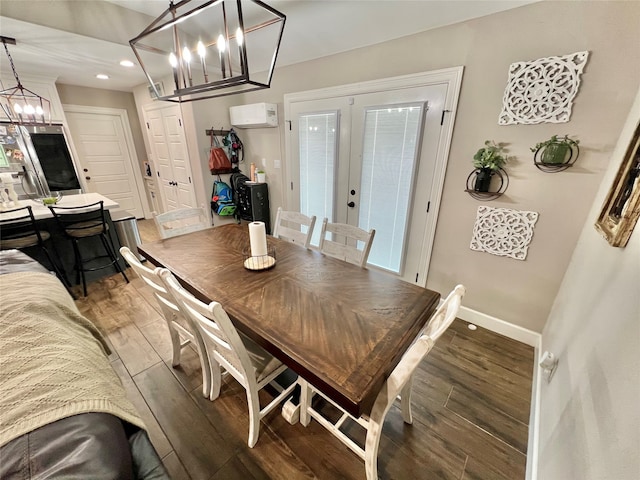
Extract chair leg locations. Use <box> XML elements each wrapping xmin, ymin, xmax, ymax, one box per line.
<box><xmin>168</xmin><ymin>324</ymin><xmax>182</xmax><ymax>368</ymax></box>
<box><xmin>209</xmin><ymin>359</ymin><xmax>222</xmax><ymax>401</ymax></box>
<box><xmin>246</xmin><ymin>385</ymin><xmax>261</xmax><ymax>448</ymax></box>
<box><xmin>400</xmin><ymin>375</ymin><xmax>414</xmax><ymax>424</ymax></box>
<box><xmin>38</xmin><ymin>244</ymin><xmax>68</xmax><ymax>286</ymax></box>
<box><xmin>101</xmin><ymin>232</ymin><xmax>129</xmax><ymax>284</ymax></box>
<box><xmin>364</xmin><ymin>420</ymin><xmax>383</xmax><ymax>480</ymax></box>
<box><xmin>71</xmin><ymin>239</ymin><xmax>88</xmax><ymax>297</ymax></box>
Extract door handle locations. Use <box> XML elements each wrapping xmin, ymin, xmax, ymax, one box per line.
<box><xmin>85</xmin><ymin>176</ymin><xmax>91</xmax><ymax>180</ymax></box>
<box><xmin>347</xmin><ymin>201</ymin><xmax>355</xmax><ymax>208</ymax></box>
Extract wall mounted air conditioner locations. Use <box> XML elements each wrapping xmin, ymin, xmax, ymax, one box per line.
<box><xmin>229</xmin><ymin>103</ymin><xmax>278</xmax><ymax>129</ymax></box>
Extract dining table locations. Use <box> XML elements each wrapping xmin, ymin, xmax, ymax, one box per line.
<box><xmin>138</xmin><ymin>223</ymin><xmax>440</xmax><ymax>418</ymax></box>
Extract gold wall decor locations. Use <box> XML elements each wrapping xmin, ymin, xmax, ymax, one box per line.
<box><xmin>595</xmin><ymin>120</ymin><xmax>640</xmax><ymax>247</ymax></box>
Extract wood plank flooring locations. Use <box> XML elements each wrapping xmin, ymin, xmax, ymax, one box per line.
<box><xmin>73</xmin><ymin>219</ymin><xmax>534</xmax><ymax>480</ymax></box>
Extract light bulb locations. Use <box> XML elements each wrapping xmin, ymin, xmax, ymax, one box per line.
<box><xmin>197</xmin><ymin>41</ymin><xmax>206</xmax><ymax>59</ymax></box>
<box><xmin>236</xmin><ymin>28</ymin><xmax>244</xmax><ymax>46</ymax></box>
<box><xmin>13</xmin><ymin>103</ymin><xmax>23</xmax><ymax>114</ymax></box>
<box><xmin>217</xmin><ymin>34</ymin><xmax>226</xmax><ymax>53</ymax></box>
<box><xmin>24</xmin><ymin>104</ymin><xmax>35</xmax><ymax>115</ymax></box>
<box><xmin>169</xmin><ymin>52</ymin><xmax>178</xmax><ymax>68</ymax></box>
<box><xmin>182</xmin><ymin>46</ymin><xmax>192</xmax><ymax>63</ymax></box>
<box><xmin>35</xmin><ymin>105</ymin><xmax>44</xmax><ymax>115</ymax></box>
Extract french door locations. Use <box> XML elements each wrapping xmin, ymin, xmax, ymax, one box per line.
<box><xmin>285</xmin><ymin>69</ymin><xmax>462</xmax><ymax>285</ymax></box>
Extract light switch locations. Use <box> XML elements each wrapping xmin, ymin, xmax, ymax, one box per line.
<box><xmin>274</xmin><ymin>159</ymin><xmax>281</xmax><ymax>169</ymax></box>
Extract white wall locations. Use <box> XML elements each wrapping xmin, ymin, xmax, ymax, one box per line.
<box><xmin>537</xmin><ymin>88</ymin><xmax>640</xmax><ymax>479</ymax></box>
<box><xmin>189</xmin><ymin>1</ymin><xmax>640</xmax><ymax>333</ymax></box>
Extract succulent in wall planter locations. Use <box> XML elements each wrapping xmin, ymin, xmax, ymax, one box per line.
<box><xmin>472</xmin><ymin>141</ymin><xmax>510</xmax><ymax>192</ymax></box>
<box><xmin>531</xmin><ymin>135</ymin><xmax>579</xmax><ymax>165</ymax></box>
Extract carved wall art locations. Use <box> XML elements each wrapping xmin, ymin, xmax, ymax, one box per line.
<box><xmin>498</xmin><ymin>51</ymin><xmax>589</xmax><ymax>125</ymax></box>
<box><xmin>470</xmin><ymin>206</ymin><xmax>539</xmax><ymax>260</ymax></box>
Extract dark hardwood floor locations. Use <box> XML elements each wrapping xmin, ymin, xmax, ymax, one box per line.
<box><xmin>73</xmin><ymin>219</ymin><xmax>534</xmax><ymax>480</ymax></box>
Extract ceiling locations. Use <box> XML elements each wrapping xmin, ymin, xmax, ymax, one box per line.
<box><xmin>0</xmin><ymin>0</ymin><xmax>537</xmax><ymax>93</ymax></box>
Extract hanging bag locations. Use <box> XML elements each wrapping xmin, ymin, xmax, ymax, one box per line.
<box><xmin>209</xmin><ymin>130</ymin><xmax>233</xmax><ymax>174</ymax></box>
<box><xmin>211</xmin><ymin>179</ymin><xmax>236</xmax><ymax>216</ymax></box>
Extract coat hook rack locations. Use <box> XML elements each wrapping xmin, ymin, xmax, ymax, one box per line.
<box><xmin>205</xmin><ymin>129</ymin><xmax>230</xmax><ymax>137</ymax></box>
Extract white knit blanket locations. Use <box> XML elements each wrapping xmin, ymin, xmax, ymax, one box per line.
<box><xmin>0</xmin><ymin>272</ymin><xmax>144</xmax><ymax>447</ymax></box>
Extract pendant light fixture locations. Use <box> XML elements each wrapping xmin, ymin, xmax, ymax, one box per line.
<box><xmin>130</xmin><ymin>0</ymin><xmax>286</xmax><ymax>103</ymax></box>
<box><xmin>0</xmin><ymin>36</ymin><xmax>51</xmax><ymax>125</ymax></box>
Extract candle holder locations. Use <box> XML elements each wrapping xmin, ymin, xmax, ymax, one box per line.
<box><xmin>243</xmin><ymin>245</ymin><xmax>276</xmax><ymax>271</ymax></box>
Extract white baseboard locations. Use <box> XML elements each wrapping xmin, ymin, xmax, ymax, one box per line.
<box><xmin>454</xmin><ymin>305</ymin><xmax>542</xmax><ymax>479</ymax></box>
<box><xmin>525</xmin><ymin>348</ymin><xmax>542</xmax><ymax>480</ymax></box>
<box><xmin>456</xmin><ymin>305</ymin><xmax>541</xmax><ymax>348</ymax></box>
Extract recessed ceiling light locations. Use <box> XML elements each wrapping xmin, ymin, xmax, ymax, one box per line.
<box><xmin>96</xmin><ymin>74</ymin><xmax>110</xmax><ymax>80</ymax></box>
<box><xmin>120</xmin><ymin>60</ymin><xmax>135</xmax><ymax>67</ymax></box>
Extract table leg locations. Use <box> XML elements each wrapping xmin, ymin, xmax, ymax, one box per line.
<box><xmin>281</xmin><ymin>397</ymin><xmax>300</xmax><ymax>425</ymax></box>
<box><xmin>299</xmin><ymin>378</ymin><xmax>312</xmax><ymax>427</ymax></box>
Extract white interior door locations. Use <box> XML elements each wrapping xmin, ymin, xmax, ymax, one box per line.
<box><xmin>143</xmin><ymin>104</ymin><xmax>196</xmax><ymax>212</ymax></box>
<box><xmin>285</xmin><ymin>69</ymin><xmax>461</xmax><ymax>286</ymax></box>
<box><xmin>144</xmin><ymin>107</ymin><xmax>176</xmax><ymax>211</ymax></box>
<box><xmin>64</xmin><ymin>107</ymin><xmax>145</xmax><ymax>217</ymax></box>
<box><xmin>162</xmin><ymin>109</ymin><xmax>196</xmax><ymax>209</ymax></box>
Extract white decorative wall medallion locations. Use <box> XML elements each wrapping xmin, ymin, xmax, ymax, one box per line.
<box><xmin>470</xmin><ymin>206</ymin><xmax>539</xmax><ymax>260</ymax></box>
<box><xmin>498</xmin><ymin>51</ymin><xmax>589</xmax><ymax>125</ymax></box>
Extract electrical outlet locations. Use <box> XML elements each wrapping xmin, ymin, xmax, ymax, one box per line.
<box><xmin>539</xmin><ymin>351</ymin><xmax>559</xmax><ymax>383</ymax></box>
<box><xmin>274</xmin><ymin>159</ymin><xmax>281</xmax><ymax>169</ymax></box>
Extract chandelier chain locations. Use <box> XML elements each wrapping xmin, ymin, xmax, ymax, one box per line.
<box><xmin>1</xmin><ymin>38</ymin><xmax>22</xmax><ymax>87</ymax></box>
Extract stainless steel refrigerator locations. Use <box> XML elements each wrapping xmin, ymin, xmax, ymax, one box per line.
<box><xmin>0</xmin><ymin>123</ymin><xmax>82</xmax><ymax>199</ymax></box>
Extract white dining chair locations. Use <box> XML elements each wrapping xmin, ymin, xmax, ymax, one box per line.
<box><xmin>160</xmin><ymin>268</ymin><xmax>298</xmax><ymax>448</ymax></box>
<box><xmin>299</xmin><ymin>284</ymin><xmax>466</xmax><ymax>480</ymax></box>
<box><xmin>153</xmin><ymin>207</ymin><xmax>210</xmax><ymax>239</ymax></box>
<box><xmin>272</xmin><ymin>207</ymin><xmax>317</xmax><ymax>249</ymax></box>
<box><xmin>318</xmin><ymin>218</ymin><xmax>375</xmax><ymax>268</ymax></box>
<box><xmin>119</xmin><ymin>246</ymin><xmax>211</xmax><ymax>398</ymax></box>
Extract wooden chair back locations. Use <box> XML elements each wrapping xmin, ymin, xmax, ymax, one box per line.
<box><xmin>160</xmin><ymin>269</ymin><xmax>256</xmax><ymax>390</ymax></box>
<box><xmin>318</xmin><ymin>218</ymin><xmax>375</xmax><ymax>267</ymax></box>
<box><xmin>153</xmin><ymin>207</ymin><xmax>209</xmax><ymax>239</ymax></box>
<box><xmin>119</xmin><ymin>246</ymin><xmax>211</xmax><ymax>397</ymax></box>
<box><xmin>160</xmin><ymin>268</ymin><xmax>297</xmax><ymax>448</ymax></box>
<box><xmin>272</xmin><ymin>208</ymin><xmax>316</xmax><ymax>249</ymax></box>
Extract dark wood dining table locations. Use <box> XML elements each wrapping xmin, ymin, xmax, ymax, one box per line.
<box><xmin>138</xmin><ymin>224</ymin><xmax>440</xmax><ymax>418</ymax></box>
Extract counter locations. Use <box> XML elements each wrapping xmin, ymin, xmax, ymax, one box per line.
<box><xmin>1</xmin><ymin>193</ymin><xmax>119</xmax><ymax>220</ymax></box>
<box><xmin>0</xmin><ymin>192</ymin><xmax>125</xmax><ymax>288</ymax></box>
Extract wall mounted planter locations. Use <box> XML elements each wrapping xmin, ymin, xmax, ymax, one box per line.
<box><xmin>465</xmin><ymin>167</ymin><xmax>509</xmax><ymax>200</ymax></box>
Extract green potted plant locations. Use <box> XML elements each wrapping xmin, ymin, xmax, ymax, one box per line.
<box><xmin>531</xmin><ymin>135</ymin><xmax>579</xmax><ymax>165</ymax></box>
<box><xmin>472</xmin><ymin>140</ymin><xmax>509</xmax><ymax>192</ymax></box>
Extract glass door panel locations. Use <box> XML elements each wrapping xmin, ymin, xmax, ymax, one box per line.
<box><xmin>356</xmin><ymin>104</ymin><xmax>424</xmax><ymax>273</ymax></box>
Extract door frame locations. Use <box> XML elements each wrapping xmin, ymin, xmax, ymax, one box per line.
<box><xmin>63</xmin><ymin>104</ymin><xmax>151</xmax><ymax>218</ymax></box>
<box><xmin>284</xmin><ymin>66</ymin><xmax>463</xmax><ymax>287</ymax></box>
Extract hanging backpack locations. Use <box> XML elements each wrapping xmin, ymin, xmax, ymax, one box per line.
<box><xmin>211</xmin><ymin>180</ymin><xmax>236</xmax><ymax>216</ymax></box>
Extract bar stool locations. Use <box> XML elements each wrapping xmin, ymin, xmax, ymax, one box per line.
<box><xmin>0</xmin><ymin>205</ymin><xmax>70</xmax><ymax>287</ymax></box>
<box><xmin>49</xmin><ymin>201</ymin><xmax>128</xmax><ymax>296</ymax></box>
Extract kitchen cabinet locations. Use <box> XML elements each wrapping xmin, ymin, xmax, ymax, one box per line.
<box><xmin>144</xmin><ymin>176</ymin><xmax>161</xmax><ymax>214</ymax></box>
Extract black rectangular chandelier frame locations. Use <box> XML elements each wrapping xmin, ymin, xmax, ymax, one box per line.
<box><xmin>130</xmin><ymin>0</ymin><xmax>286</xmax><ymax>103</ymax></box>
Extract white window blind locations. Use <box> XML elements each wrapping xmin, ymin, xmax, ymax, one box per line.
<box><xmin>358</xmin><ymin>104</ymin><xmax>423</xmax><ymax>273</ymax></box>
<box><xmin>298</xmin><ymin>112</ymin><xmax>338</xmax><ymax>246</ymax></box>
